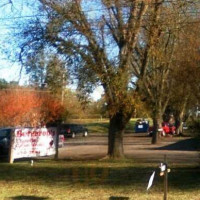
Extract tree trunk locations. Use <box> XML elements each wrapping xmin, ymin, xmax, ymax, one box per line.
<box><xmin>108</xmin><ymin>111</ymin><xmax>128</xmax><ymax>159</ymax></box>
<box><xmin>176</xmin><ymin>111</ymin><xmax>184</xmax><ymax>135</ymax></box>
<box><xmin>176</xmin><ymin>96</ymin><xmax>188</xmax><ymax>135</ymax></box>
<box><xmin>152</xmin><ymin>111</ymin><xmax>163</xmax><ymax>144</ymax></box>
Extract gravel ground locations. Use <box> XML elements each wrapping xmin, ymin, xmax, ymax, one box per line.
<box><xmin>59</xmin><ymin>134</ymin><xmax>200</xmax><ymax>165</ymax></box>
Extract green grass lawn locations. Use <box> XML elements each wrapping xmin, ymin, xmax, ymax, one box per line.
<box><xmin>0</xmin><ymin>159</ymin><xmax>199</xmax><ymax>200</ymax></box>
<box><xmin>70</xmin><ymin>118</ymin><xmax>148</xmax><ymax>134</ymax></box>
<box><xmin>70</xmin><ymin>118</ymin><xmax>109</xmax><ymax>134</ymax></box>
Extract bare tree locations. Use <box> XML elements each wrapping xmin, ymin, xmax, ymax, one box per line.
<box><xmin>17</xmin><ymin>0</ymin><xmax>151</xmax><ymax>158</ymax></box>
<box><xmin>168</xmin><ymin>23</ymin><xmax>200</xmax><ymax>134</ymax></box>
<box><xmin>0</xmin><ymin>0</ymin><xmax>13</xmax><ymax>8</ymax></box>
<box><xmin>131</xmin><ymin>0</ymin><xmax>200</xmax><ymax>143</ymax></box>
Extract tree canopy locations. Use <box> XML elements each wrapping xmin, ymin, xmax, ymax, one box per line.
<box><xmin>2</xmin><ymin>0</ymin><xmax>200</xmax><ymax>158</ymax></box>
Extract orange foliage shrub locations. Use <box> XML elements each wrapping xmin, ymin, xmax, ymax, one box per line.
<box><xmin>0</xmin><ymin>89</ymin><xmax>64</xmax><ymax>127</ymax></box>
<box><xmin>39</xmin><ymin>93</ymin><xmax>64</xmax><ymax>125</ymax></box>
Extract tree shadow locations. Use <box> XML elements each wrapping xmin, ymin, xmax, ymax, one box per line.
<box><xmin>65</xmin><ymin>142</ymin><xmax>107</xmax><ymax>146</ymax></box>
<box><xmin>85</xmin><ymin>122</ymin><xmax>109</xmax><ymax>133</ymax></box>
<box><xmin>153</xmin><ymin>138</ymin><xmax>200</xmax><ymax>151</ymax></box>
<box><xmin>109</xmin><ymin>197</ymin><xmax>129</xmax><ymax>200</ymax></box>
<box><xmin>86</xmin><ymin>122</ymin><xmax>109</xmax><ymax>128</ymax></box>
<box><xmin>11</xmin><ymin>196</ymin><xmax>49</xmax><ymax>200</ymax></box>
<box><xmin>0</xmin><ymin>160</ymin><xmax>199</xmax><ymax>192</ymax></box>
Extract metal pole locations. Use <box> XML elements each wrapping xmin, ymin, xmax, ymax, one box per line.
<box><xmin>164</xmin><ymin>155</ymin><xmax>168</xmax><ymax>200</ymax></box>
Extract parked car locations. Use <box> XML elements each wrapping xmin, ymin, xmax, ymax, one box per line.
<box><xmin>148</xmin><ymin>122</ymin><xmax>176</xmax><ymax>136</ymax></box>
<box><xmin>0</xmin><ymin>128</ymin><xmax>12</xmax><ymax>155</ymax></box>
<box><xmin>60</xmin><ymin>124</ymin><xmax>88</xmax><ymax>138</ymax></box>
<box><xmin>162</xmin><ymin>122</ymin><xmax>176</xmax><ymax>135</ymax></box>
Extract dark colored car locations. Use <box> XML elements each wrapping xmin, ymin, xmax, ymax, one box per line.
<box><xmin>60</xmin><ymin>124</ymin><xmax>88</xmax><ymax>138</ymax></box>
<box><xmin>0</xmin><ymin>128</ymin><xmax>12</xmax><ymax>155</ymax></box>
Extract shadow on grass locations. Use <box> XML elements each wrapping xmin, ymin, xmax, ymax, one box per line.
<box><xmin>86</xmin><ymin>122</ymin><xmax>109</xmax><ymax>128</ymax></box>
<box><xmin>65</xmin><ymin>142</ymin><xmax>108</xmax><ymax>146</ymax></box>
<box><xmin>153</xmin><ymin>138</ymin><xmax>200</xmax><ymax>151</ymax></box>
<box><xmin>85</xmin><ymin>122</ymin><xmax>109</xmax><ymax>133</ymax></box>
<box><xmin>109</xmin><ymin>197</ymin><xmax>129</xmax><ymax>200</ymax></box>
<box><xmin>11</xmin><ymin>196</ymin><xmax>49</xmax><ymax>200</ymax></box>
<box><xmin>0</xmin><ymin>160</ymin><xmax>199</xmax><ymax>192</ymax></box>
<box><xmin>84</xmin><ymin>120</ymin><xmax>140</xmax><ymax>134</ymax></box>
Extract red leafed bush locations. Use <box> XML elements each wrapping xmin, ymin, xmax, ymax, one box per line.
<box><xmin>39</xmin><ymin>93</ymin><xmax>64</xmax><ymax>125</ymax></box>
<box><xmin>0</xmin><ymin>89</ymin><xmax>64</xmax><ymax>127</ymax></box>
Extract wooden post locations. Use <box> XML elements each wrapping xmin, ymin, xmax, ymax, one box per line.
<box><xmin>54</xmin><ymin>123</ymin><xmax>61</xmax><ymax>160</ymax></box>
<box><xmin>9</xmin><ymin>129</ymin><xmax>14</xmax><ymax>164</ymax></box>
<box><xmin>164</xmin><ymin>155</ymin><xmax>168</xmax><ymax>200</ymax></box>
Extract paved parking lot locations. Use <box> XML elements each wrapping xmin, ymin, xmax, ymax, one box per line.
<box><xmin>59</xmin><ymin>134</ymin><xmax>200</xmax><ymax>165</ymax></box>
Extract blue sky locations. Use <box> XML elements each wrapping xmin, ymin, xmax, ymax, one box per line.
<box><xmin>0</xmin><ymin>1</ymin><xmax>30</xmax><ymax>83</ymax></box>
<box><xmin>0</xmin><ymin>0</ymin><xmax>104</xmax><ymax>100</ymax></box>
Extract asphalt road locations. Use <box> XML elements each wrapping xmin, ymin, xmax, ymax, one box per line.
<box><xmin>58</xmin><ymin>134</ymin><xmax>200</xmax><ymax>165</ymax></box>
